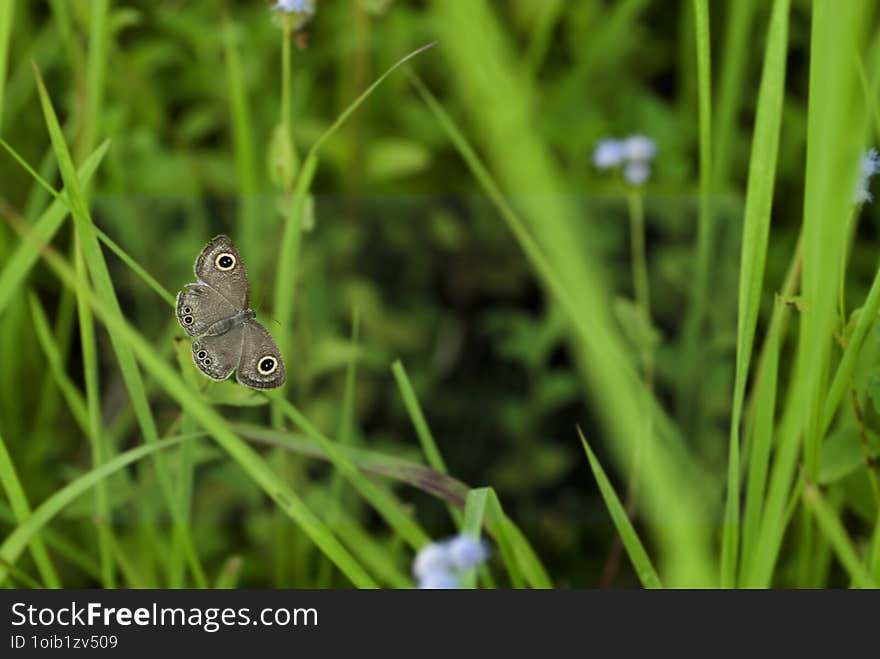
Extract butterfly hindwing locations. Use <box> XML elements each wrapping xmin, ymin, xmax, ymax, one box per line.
<box><xmin>236</xmin><ymin>321</ymin><xmax>286</xmax><ymax>390</ymax></box>
<box><xmin>191</xmin><ymin>324</ymin><xmax>245</xmax><ymax>381</ymax></box>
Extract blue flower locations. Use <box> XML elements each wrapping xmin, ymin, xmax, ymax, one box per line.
<box><xmin>417</xmin><ymin>570</ymin><xmax>461</xmax><ymax>589</ymax></box>
<box><xmin>593</xmin><ymin>139</ymin><xmax>626</xmax><ymax>169</ymax></box>
<box><xmin>624</xmin><ymin>161</ymin><xmax>651</xmax><ymax>186</ymax></box>
<box><xmin>446</xmin><ymin>534</ymin><xmax>488</xmax><ymax>570</ymax></box>
<box><xmin>854</xmin><ymin>147</ymin><xmax>880</xmax><ymax>205</ymax></box>
<box><xmin>272</xmin><ymin>0</ymin><xmax>315</xmax><ymax>15</ymax></box>
<box><xmin>593</xmin><ymin>134</ymin><xmax>657</xmax><ymax>186</ymax></box>
<box><xmin>621</xmin><ymin>135</ymin><xmax>657</xmax><ymax>163</ymax></box>
<box><xmin>413</xmin><ymin>534</ymin><xmax>488</xmax><ymax>589</ymax></box>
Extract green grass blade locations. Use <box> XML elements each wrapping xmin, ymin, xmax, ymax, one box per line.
<box><xmin>579</xmin><ymin>430</ymin><xmax>662</xmax><ymax>589</ymax></box>
<box><xmin>28</xmin><ymin>292</ymin><xmax>89</xmax><ymax>434</ymax></box>
<box><xmin>267</xmin><ymin>391</ymin><xmax>430</xmax><ymax>549</ymax></box>
<box><xmin>391</xmin><ymin>358</ymin><xmax>465</xmax><ymax>530</ymax></box>
<box><xmin>822</xmin><ymin>262</ymin><xmax>880</xmax><ymax>436</ymax></box>
<box><xmin>271</xmin><ymin>43</ymin><xmax>434</xmax><ymax>416</ymax></box>
<box><xmin>106</xmin><ymin>532</ymin><xmax>150</xmax><ymax>589</ymax></box>
<box><xmin>0</xmin><ymin>0</ymin><xmax>13</xmax><ymax>133</ymax></box>
<box><xmin>0</xmin><ymin>559</ymin><xmax>44</xmax><ymax>588</ymax></box>
<box><xmin>310</xmin><ymin>488</ymin><xmax>412</xmax><ymax>589</ymax></box>
<box><xmin>713</xmin><ymin>0</ymin><xmax>758</xmax><ymax>188</ymax></box>
<box><xmin>748</xmin><ymin>1</ymin><xmax>870</xmax><ymax>587</ymax></box>
<box><xmin>222</xmin><ymin>17</ymin><xmax>260</xmax><ymax>260</ymax></box>
<box><xmin>678</xmin><ymin>0</ymin><xmax>714</xmax><ymax>429</ymax></box>
<box><xmin>309</xmin><ymin>42</ymin><xmax>435</xmax><ymax>157</ymax></box>
<box><xmin>214</xmin><ymin>556</ymin><xmax>243</xmax><ymax>589</ymax></box>
<box><xmin>0</xmin><ymin>139</ymin><xmax>109</xmax><ymax>316</ymax></box>
<box><xmin>0</xmin><ymin>429</ymin><xmax>61</xmax><ymax>588</ymax></box>
<box><xmin>721</xmin><ymin>0</ymin><xmax>790</xmax><ymax>588</ymax></box>
<box><xmin>741</xmin><ymin>299</ymin><xmax>783</xmax><ymax>576</ymax></box>
<box><xmin>74</xmin><ymin>237</ymin><xmax>116</xmax><ymax>588</ymax></box>
<box><xmin>391</xmin><ymin>360</ymin><xmax>449</xmax><ymax>475</ymax></box>
<box><xmin>799</xmin><ymin>0</ymin><xmax>867</xmax><ymax>480</ymax></box>
<box><xmin>94</xmin><ymin>226</ymin><xmax>176</xmax><ymax>307</ymax></box>
<box><xmin>317</xmin><ymin>309</ymin><xmax>362</xmax><ymax>587</ymax></box>
<box><xmin>0</xmin><ymin>436</ymin><xmax>186</xmax><ymax>585</ymax></box>
<box><xmin>802</xmin><ymin>478</ymin><xmax>877</xmax><ymax>588</ymax></box>
<box><xmin>478</xmin><ymin>486</ymin><xmax>552</xmax><ymax>588</ymax></box>
<box><xmin>78</xmin><ymin>0</ymin><xmax>108</xmax><ymax>160</ymax></box>
<box><xmin>460</xmin><ymin>488</ymin><xmax>489</xmax><ymax>589</ymax></box>
<box><xmin>235</xmin><ymin>423</ymin><xmax>471</xmax><ymax>508</ymax></box>
<box><xmin>0</xmin><ymin>502</ymin><xmax>101</xmax><ymax>581</ymax></box>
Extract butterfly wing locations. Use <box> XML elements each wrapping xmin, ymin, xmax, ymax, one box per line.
<box><xmin>176</xmin><ymin>283</ymin><xmax>239</xmax><ymax>337</ymax></box>
<box><xmin>191</xmin><ymin>324</ymin><xmax>245</xmax><ymax>381</ymax></box>
<box><xmin>236</xmin><ymin>321</ymin><xmax>286</xmax><ymax>389</ymax></box>
<box><xmin>193</xmin><ymin>235</ymin><xmax>250</xmax><ymax>310</ymax></box>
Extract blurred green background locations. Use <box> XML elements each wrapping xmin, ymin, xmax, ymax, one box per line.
<box><xmin>0</xmin><ymin>0</ymin><xmax>878</xmax><ymax>588</ymax></box>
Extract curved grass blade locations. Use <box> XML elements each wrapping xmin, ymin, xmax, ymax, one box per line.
<box><xmin>266</xmin><ymin>391</ymin><xmax>430</xmax><ymax>549</ymax></box>
<box><xmin>0</xmin><ymin>430</ymin><xmax>61</xmax><ymax>587</ymax></box>
<box><xmin>460</xmin><ymin>488</ymin><xmax>490</xmax><ymax>589</ymax></box>
<box><xmin>0</xmin><ymin>139</ymin><xmax>109</xmax><ymax>316</ymax></box>
<box><xmin>272</xmin><ymin>43</ymin><xmax>435</xmax><ymax>416</ymax></box>
<box><xmin>0</xmin><ymin>0</ymin><xmax>13</xmax><ymax>132</ymax></box>
<box><xmin>29</xmin><ymin>292</ymin><xmax>89</xmax><ymax>433</ymax></box>
<box><xmin>0</xmin><ymin>436</ymin><xmax>185</xmax><ymax>585</ymax></box>
<box><xmin>236</xmin><ymin>423</ymin><xmax>470</xmax><ymax>508</ymax></box>
<box><xmin>579</xmin><ymin>429</ymin><xmax>662</xmax><ymax>589</ymax></box>
<box><xmin>802</xmin><ymin>477</ymin><xmax>877</xmax><ymax>588</ymax></box>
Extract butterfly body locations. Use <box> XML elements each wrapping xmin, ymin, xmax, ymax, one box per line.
<box><xmin>176</xmin><ymin>236</ymin><xmax>285</xmax><ymax>389</ymax></box>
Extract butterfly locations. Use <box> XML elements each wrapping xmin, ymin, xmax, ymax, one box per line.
<box><xmin>176</xmin><ymin>235</ymin><xmax>286</xmax><ymax>389</ymax></box>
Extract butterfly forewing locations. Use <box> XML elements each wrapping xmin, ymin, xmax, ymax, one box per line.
<box><xmin>193</xmin><ymin>235</ymin><xmax>250</xmax><ymax>310</ymax></box>
<box><xmin>176</xmin><ymin>283</ymin><xmax>239</xmax><ymax>337</ymax></box>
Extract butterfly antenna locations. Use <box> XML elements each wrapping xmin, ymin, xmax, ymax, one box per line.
<box><xmin>253</xmin><ymin>289</ymin><xmax>284</xmax><ymax>327</ymax></box>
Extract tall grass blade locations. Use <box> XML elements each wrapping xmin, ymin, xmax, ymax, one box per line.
<box><xmin>0</xmin><ymin>139</ymin><xmax>109</xmax><ymax>316</ymax></box>
<box><xmin>802</xmin><ymin>478</ymin><xmax>877</xmax><ymax>588</ymax></box>
<box><xmin>579</xmin><ymin>430</ymin><xmax>663</xmax><ymax>588</ymax></box>
<box><xmin>0</xmin><ymin>429</ymin><xmax>61</xmax><ymax>587</ymax></box>
<box><xmin>721</xmin><ymin>0</ymin><xmax>790</xmax><ymax>588</ymax></box>
<box><xmin>0</xmin><ymin>436</ymin><xmax>186</xmax><ymax>585</ymax></box>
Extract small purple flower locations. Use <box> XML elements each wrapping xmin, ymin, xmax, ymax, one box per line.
<box><xmin>621</xmin><ymin>135</ymin><xmax>657</xmax><ymax>163</ymax></box>
<box><xmin>413</xmin><ymin>534</ymin><xmax>489</xmax><ymax>589</ymax></box>
<box><xmin>593</xmin><ymin>134</ymin><xmax>657</xmax><ymax>185</ymax></box>
<box><xmin>418</xmin><ymin>570</ymin><xmax>461</xmax><ymax>589</ymax></box>
<box><xmin>624</xmin><ymin>161</ymin><xmax>651</xmax><ymax>186</ymax></box>
<box><xmin>413</xmin><ymin>543</ymin><xmax>452</xmax><ymax>580</ymax></box>
<box><xmin>593</xmin><ymin>139</ymin><xmax>625</xmax><ymax>169</ymax></box>
<box><xmin>272</xmin><ymin>0</ymin><xmax>315</xmax><ymax>14</ymax></box>
<box><xmin>854</xmin><ymin>147</ymin><xmax>880</xmax><ymax>205</ymax></box>
<box><xmin>446</xmin><ymin>535</ymin><xmax>488</xmax><ymax>570</ymax></box>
